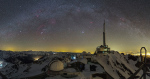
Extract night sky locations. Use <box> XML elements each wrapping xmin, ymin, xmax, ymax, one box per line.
<box><xmin>0</xmin><ymin>0</ymin><xmax>150</xmax><ymax>53</ymax></box>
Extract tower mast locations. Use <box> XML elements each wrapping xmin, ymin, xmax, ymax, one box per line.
<box><xmin>103</xmin><ymin>20</ymin><xmax>106</xmax><ymax>46</ymax></box>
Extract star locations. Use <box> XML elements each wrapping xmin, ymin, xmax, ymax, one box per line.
<box><xmin>81</xmin><ymin>31</ymin><xmax>85</xmax><ymax>34</ymax></box>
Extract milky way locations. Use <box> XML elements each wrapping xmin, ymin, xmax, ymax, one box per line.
<box><xmin>0</xmin><ymin>0</ymin><xmax>150</xmax><ymax>53</ymax></box>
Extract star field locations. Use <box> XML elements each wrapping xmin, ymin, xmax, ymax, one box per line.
<box><xmin>0</xmin><ymin>0</ymin><xmax>150</xmax><ymax>53</ymax></box>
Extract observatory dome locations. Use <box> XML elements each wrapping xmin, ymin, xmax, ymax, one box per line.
<box><xmin>50</xmin><ymin>60</ymin><xmax>64</xmax><ymax>71</ymax></box>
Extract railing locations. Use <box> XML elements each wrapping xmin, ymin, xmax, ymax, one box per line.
<box><xmin>128</xmin><ymin>47</ymin><xmax>147</xmax><ymax>79</ymax></box>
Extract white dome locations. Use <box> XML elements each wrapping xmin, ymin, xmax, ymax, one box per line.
<box><xmin>50</xmin><ymin>60</ymin><xmax>64</xmax><ymax>71</ymax></box>
<box><xmin>78</xmin><ymin>58</ymin><xmax>87</xmax><ymax>64</ymax></box>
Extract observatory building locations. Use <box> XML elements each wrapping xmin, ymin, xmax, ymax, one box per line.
<box><xmin>46</xmin><ymin>60</ymin><xmax>64</xmax><ymax>76</ymax></box>
<box><xmin>49</xmin><ymin>60</ymin><xmax>64</xmax><ymax>71</ymax></box>
<box><xmin>94</xmin><ymin>20</ymin><xmax>110</xmax><ymax>55</ymax></box>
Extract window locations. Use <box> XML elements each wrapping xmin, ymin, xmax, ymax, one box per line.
<box><xmin>64</xmin><ymin>73</ymin><xmax>67</xmax><ymax>75</ymax></box>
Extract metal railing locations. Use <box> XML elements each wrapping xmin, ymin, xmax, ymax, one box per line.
<box><xmin>128</xmin><ymin>47</ymin><xmax>147</xmax><ymax>79</ymax></box>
